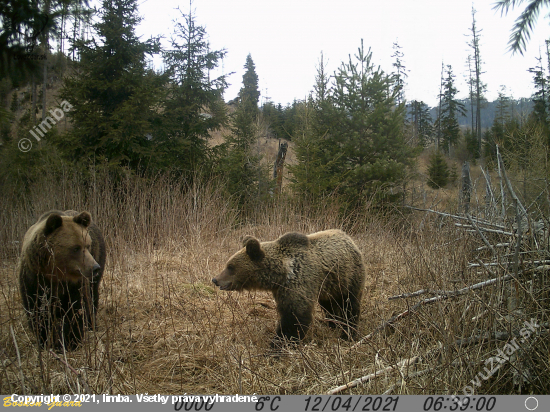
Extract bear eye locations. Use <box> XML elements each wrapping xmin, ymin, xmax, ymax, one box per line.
<box><xmin>72</xmin><ymin>245</ymin><xmax>81</xmax><ymax>253</ymax></box>
<box><xmin>227</xmin><ymin>264</ymin><xmax>234</xmax><ymax>271</ymax></box>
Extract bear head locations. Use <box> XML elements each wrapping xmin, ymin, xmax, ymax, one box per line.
<box><xmin>36</xmin><ymin>211</ymin><xmax>101</xmax><ymax>283</ymax></box>
<box><xmin>212</xmin><ymin>236</ymin><xmax>266</xmax><ymax>291</ymax></box>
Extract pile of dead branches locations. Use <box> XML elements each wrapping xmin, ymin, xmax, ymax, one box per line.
<box><xmin>328</xmin><ymin>145</ymin><xmax>549</xmax><ymax>395</ymax></box>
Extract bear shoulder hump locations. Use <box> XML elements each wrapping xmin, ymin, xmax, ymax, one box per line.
<box><xmin>277</xmin><ymin>232</ymin><xmax>309</xmax><ymax>249</ymax></box>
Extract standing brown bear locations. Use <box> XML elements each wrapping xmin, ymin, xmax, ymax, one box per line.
<box><xmin>212</xmin><ymin>229</ymin><xmax>365</xmax><ymax>347</ymax></box>
<box><xmin>18</xmin><ymin>210</ymin><xmax>106</xmax><ymax>350</ymax></box>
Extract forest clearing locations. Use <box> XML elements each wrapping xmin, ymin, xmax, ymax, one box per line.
<box><xmin>0</xmin><ymin>163</ymin><xmax>548</xmax><ymax>395</ymax></box>
<box><xmin>1</xmin><ymin>0</ymin><xmax>549</xmax><ymax>397</ymax></box>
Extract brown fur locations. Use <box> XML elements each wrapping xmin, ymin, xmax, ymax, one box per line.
<box><xmin>18</xmin><ymin>210</ymin><xmax>106</xmax><ymax>350</ymax></box>
<box><xmin>213</xmin><ymin>229</ymin><xmax>365</xmax><ymax>347</ymax></box>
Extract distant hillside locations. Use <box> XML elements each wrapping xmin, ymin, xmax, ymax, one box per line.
<box><xmin>427</xmin><ymin>98</ymin><xmax>534</xmax><ymax>129</ymax></box>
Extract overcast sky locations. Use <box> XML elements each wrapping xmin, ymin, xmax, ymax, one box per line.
<box><xmin>131</xmin><ymin>0</ymin><xmax>550</xmax><ymax>107</ymax></box>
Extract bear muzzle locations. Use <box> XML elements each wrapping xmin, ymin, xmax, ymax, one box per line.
<box><xmin>92</xmin><ymin>263</ymin><xmax>101</xmax><ymax>278</ymax></box>
<box><xmin>212</xmin><ymin>277</ymin><xmax>236</xmax><ymax>291</ymax></box>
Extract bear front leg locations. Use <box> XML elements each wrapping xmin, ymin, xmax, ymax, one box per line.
<box><xmin>59</xmin><ymin>303</ymin><xmax>84</xmax><ymax>350</ymax></box>
<box><xmin>341</xmin><ymin>290</ymin><xmax>362</xmax><ymax>340</ymax></box>
<box><xmin>82</xmin><ymin>280</ymin><xmax>99</xmax><ymax>329</ymax></box>
<box><xmin>271</xmin><ymin>299</ymin><xmax>314</xmax><ymax>348</ymax></box>
<box><xmin>25</xmin><ymin>288</ymin><xmax>55</xmax><ymax>349</ymax></box>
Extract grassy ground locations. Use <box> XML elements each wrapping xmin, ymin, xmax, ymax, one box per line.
<box><xmin>1</xmin><ymin>170</ymin><xmax>548</xmax><ymax>395</ymax></box>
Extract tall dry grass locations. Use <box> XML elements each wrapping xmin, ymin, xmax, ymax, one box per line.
<box><xmin>0</xmin><ymin>169</ymin><xmax>548</xmax><ymax>395</ymax></box>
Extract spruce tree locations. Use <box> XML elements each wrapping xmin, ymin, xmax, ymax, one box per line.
<box><xmin>216</xmin><ymin>54</ymin><xmax>266</xmax><ymax>205</ymax></box>
<box><xmin>391</xmin><ymin>41</ymin><xmax>407</xmax><ymax>106</ymax></box>
<box><xmin>438</xmin><ymin>65</ymin><xmax>466</xmax><ymax>154</ymax></box>
<box><xmin>528</xmin><ymin>54</ymin><xmax>549</xmax><ymax>127</ymax></box>
<box><xmin>468</xmin><ymin>7</ymin><xmax>486</xmax><ymax>154</ymax></box>
<box><xmin>239</xmin><ymin>54</ymin><xmax>260</xmax><ymax>118</ymax></box>
<box><xmin>161</xmin><ymin>7</ymin><xmax>228</xmax><ymax>173</ymax></box>
<box><xmin>427</xmin><ymin>150</ymin><xmax>450</xmax><ymax>189</ymax></box>
<box><xmin>289</xmin><ymin>56</ymin><xmax>341</xmax><ymax>200</ymax></box>
<box><xmin>408</xmin><ymin>100</ymin><xmax>433</xmax><ymax>147</ymax></box>
<box><xmin>294</xmin><ymin>41</ymin><xmax>415</xmax><ymax>206</ymax></box>
<box><xmin>0</xmin><ymin>0</ymin><xmax>58</xmax><ymax>82</ymax></box>
<box><xmin>59</xmin><ymin>0</ymin><xmax>163</xmax><ymax>173</ymax></box>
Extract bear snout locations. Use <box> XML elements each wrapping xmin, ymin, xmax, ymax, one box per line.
<box><xmin>212</xmin><ymin>277</ymin><xmax>233</xmax><ymax>290</ymax></box>
<box><xmin>92</xmin><ymin>263</ymin><xmax>101</xmax><ymax>278</ymax></box>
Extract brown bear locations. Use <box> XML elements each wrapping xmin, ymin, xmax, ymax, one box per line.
<box><xmin>18</xmin><ymin>210</ymin><xmax>106</xmax><ymax>350</ymax></box>
<box><xmin>212</xmin><ymin>229</ymin><xmax>365</xmax><ymax>347</ymax></box>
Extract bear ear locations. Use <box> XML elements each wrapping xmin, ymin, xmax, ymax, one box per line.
<box><xmin>73</xmin><ymin>211</ymin><xmax>92</xmax><ymax>228</ymax></box>
<box><xmin>241</xmin><ymin>235</ymin><xmax>255</xmax><ymax>247</ymax></box>
<box><xmin>44</xmin><ymin>213</ymin><xmax>63</xmax><ymax>237</ymax></box>
<box><xmin>245</xmin><ymin>237</ymin><xmax>264</xmax><ymax>261</ymax></box>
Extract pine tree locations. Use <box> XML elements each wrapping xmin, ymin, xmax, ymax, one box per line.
<box><xmin>59</xmin><ymin>0</ymin><xmax>163</xmax><ymax>173</ymax></box>
<box><xmin>229</xmin><ymin>55</ymin><xmax>259</xmax><ymax>150</ymax></box>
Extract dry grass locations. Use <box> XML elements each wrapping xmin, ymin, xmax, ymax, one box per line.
<box><xmin>1</xmin><ymin>169</ymin><xmax>548</xmax><ymax>395</ymax></box>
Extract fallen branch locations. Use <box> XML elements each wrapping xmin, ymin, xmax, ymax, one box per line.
<box><xmin>389</xmin><ymin>273</ymin><xmax>515</xmax><ymax>302</ymax></box>
<box><xmin>475</xmin><ymin>258</ymin><xmax>496</xmax><ymax>277</ymax></box>
<box><xmin>497</xmin><ymin>145</ymin><xmax>527</xmax><ymax>220</ymax></box>
<box><xmin>327</xmin><ymin>356</ymin><xmax>419</xmax><ymax>395</ymax></box>
<box><xmin>388</xmin><ymin>289</ymin><xmax>431</xmax><ymax>300</ymax></box>
<box><xmin>476</xmin><ymin>243</ymin><xmax>510</xmax><ymax>251</ymax></box>
<box><xmin>468</xmin><ymin>260</ymin><xmax>550</xmax><ymax>268</ymax></box>
<box><xmin>456</xmin><ymin>223</ymin><xmax>514</xmax><ymax>237</ymax></box>
<box><xmin>49</xmin><ymin>350</ymin><xmax>92</xmax><ymax>394</ymax></box>
<box><xmin>404</xmin><ymin>206</ymin><xmax>504</xmax><ymax>228</ymax></box>
<box><xmin>367</xmin><ymin>275</ymin><xmax>518</xmax><ymax>354</ymax></box>
<box><xmin>467</xmin><ymin>214</ymin><xmax>495</xmax><ymax>254</ymax></box>
<box><xmin>382</xmin><ymin>368</ymin><xmax>432</xmax><ymax>395</ymax></box>
<box><xmin>456</xmin><ymin>327</ymin><xmax>549</xmax><ymax>347</ymax></box>
<box><xmin>347</xmin><ymin>311</ymin><xmax>411</xmax><ymax>352</ymax></box>
<box><xmin>356</xmin><ymin>325</ymin><xmax>550</xmax><ymax>396</ymax></box>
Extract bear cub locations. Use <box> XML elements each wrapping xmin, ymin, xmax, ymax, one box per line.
<box><xmin>212</xmin><ymin>229</ymin><xmax>366</xmax><ymax>347</ymax></box>
<box><xmin>18</xmin><ymin>210</ymin><xmax>106</xmax><ymax>350</ymax></box>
